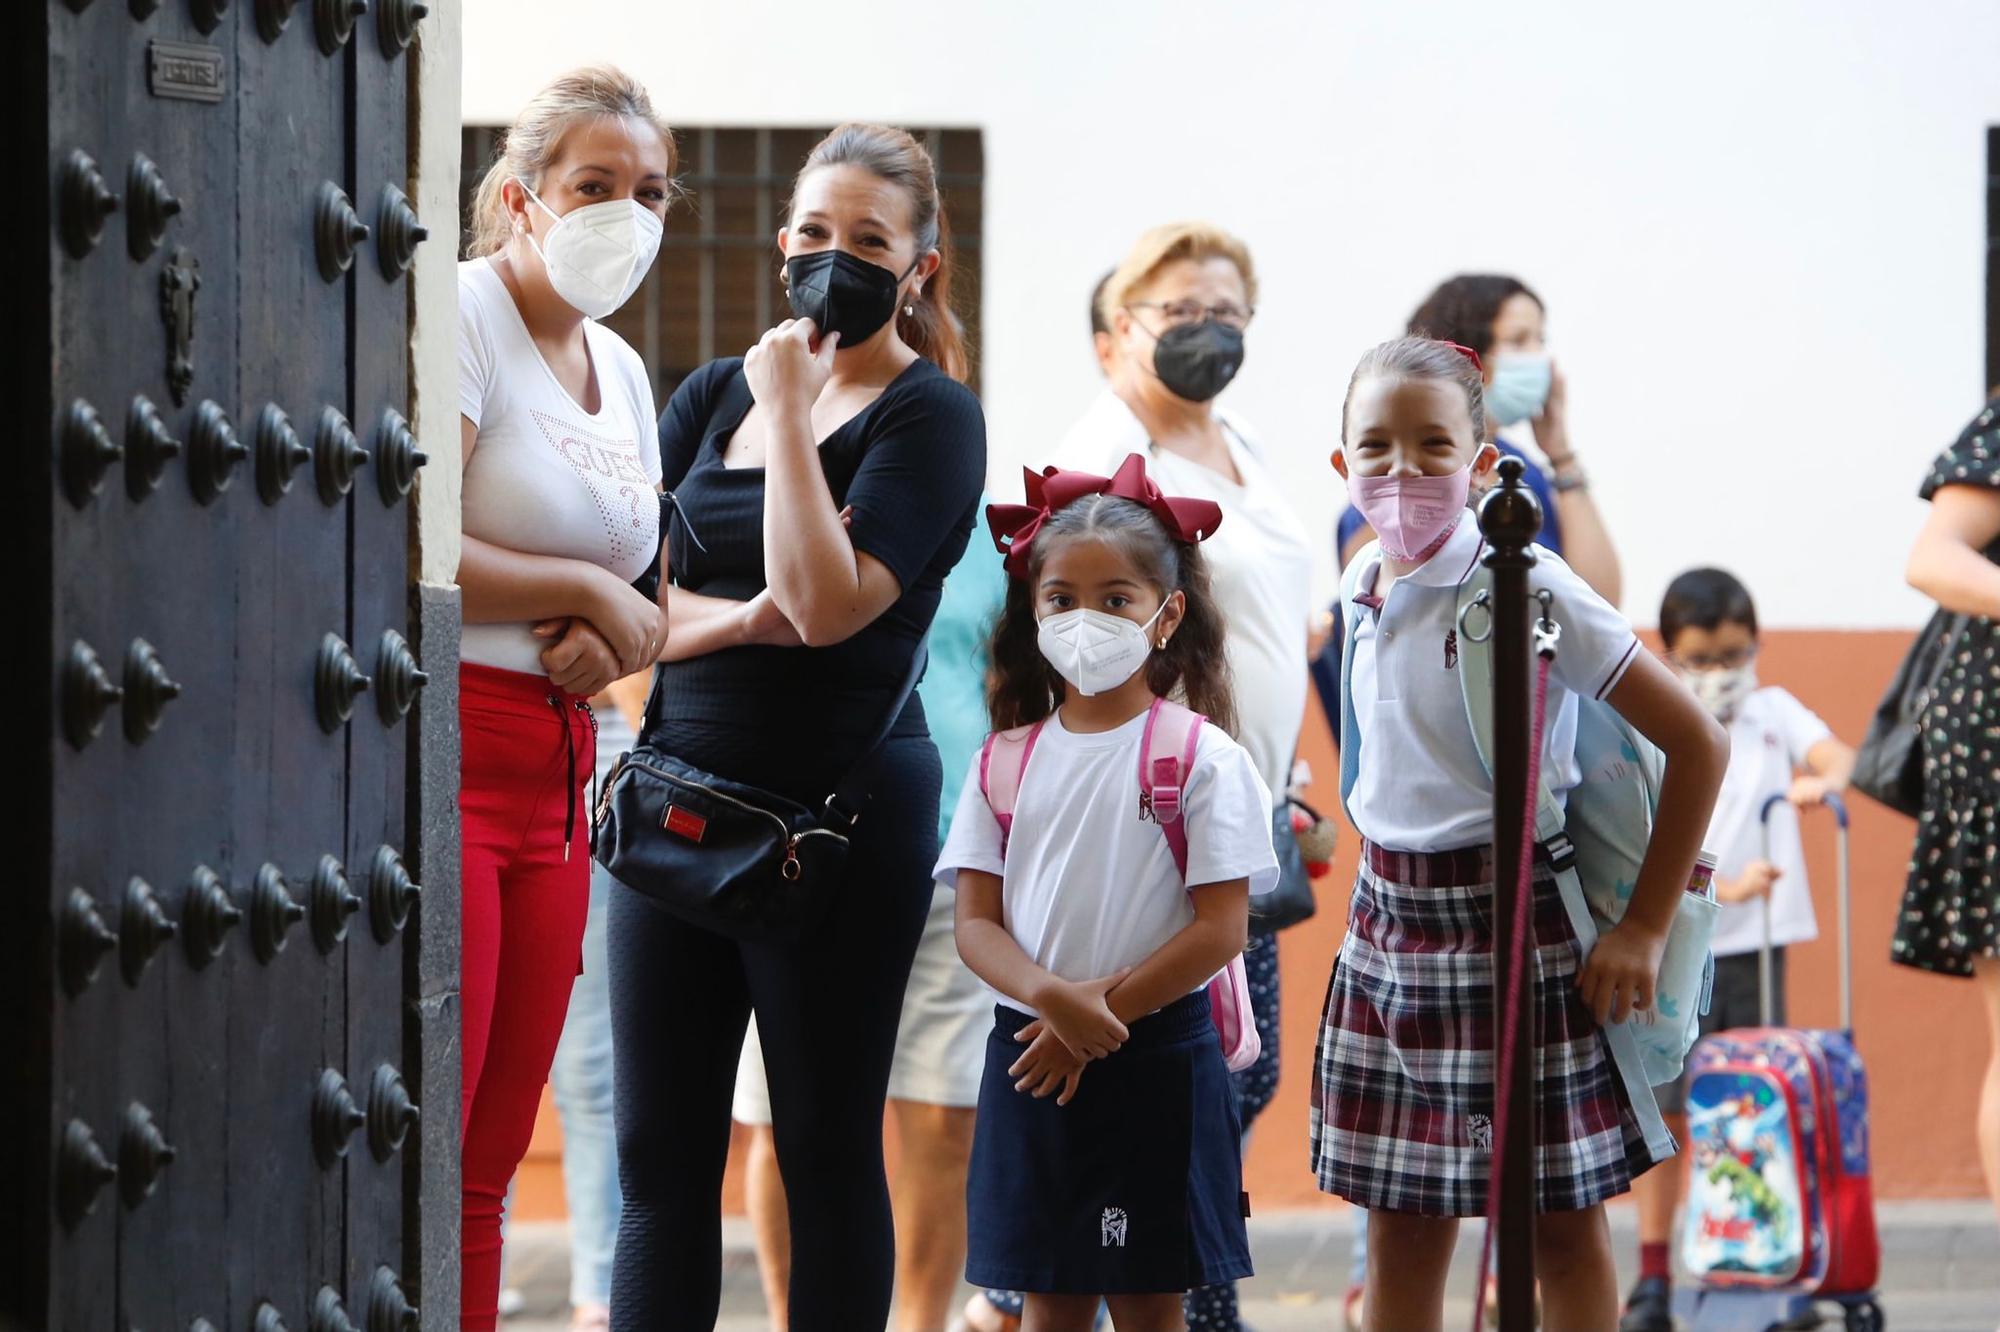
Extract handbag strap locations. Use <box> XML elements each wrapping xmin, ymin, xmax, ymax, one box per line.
<box><xmin>821</xmin><ymin>632</ymin><xmax>932</xmax><ymax>831</ymax></box>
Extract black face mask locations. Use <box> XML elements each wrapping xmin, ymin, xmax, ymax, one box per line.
<box><xmin>784</xmin><ymin>249</ymin><xmax>918</xmax><ymax>344</ymax></box>
<box><xmin>1150</xmin><ymin>320</ymin><xmax>1245</xmax><ymax>403</ymax></box>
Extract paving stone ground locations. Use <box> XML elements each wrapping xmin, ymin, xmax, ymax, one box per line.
<box><xmin>499</xmin><ymin>1199</ymin><xmax>1998</xmax><ymax>1330</ymax></box>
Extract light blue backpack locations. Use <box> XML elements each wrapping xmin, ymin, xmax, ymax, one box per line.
<box><xmin>1338</xmin><ymin>548</ymin><xmax>1717</xmax><ymax>1158</ymax></box>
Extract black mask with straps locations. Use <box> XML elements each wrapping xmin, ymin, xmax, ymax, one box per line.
<box><xmin>784</xmin><ymin>249</ymin><xmax>921</xmax><ymax>344</ymax></box>
<box><xmin>1146</xmin><ymin>318</ymin><xmax>1245</xmax><ymax>403</ymax></box>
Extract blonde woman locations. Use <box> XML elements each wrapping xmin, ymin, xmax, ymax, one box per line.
<box><xmin>455</xmin><ymin>66</ymin><xmax>673</xmax><ymax>1331</ymax></box>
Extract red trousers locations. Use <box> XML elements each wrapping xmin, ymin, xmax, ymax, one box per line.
<box><xmin>459</xmin><ymin>663</ymin><xmax>596</xmax><ymax>1331</ymax></box>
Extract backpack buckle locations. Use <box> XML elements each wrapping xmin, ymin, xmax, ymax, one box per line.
<box><xmin>1545</xmin><ymin>832</ymin><xmax>1577</xmax><ymax>873</ymax></box>
<box><xmin>1145</xmin><ymin>756</ymin><xmax>1182</xmax><ymax>824</ymax></box>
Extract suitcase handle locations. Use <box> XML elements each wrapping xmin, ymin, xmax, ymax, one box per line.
<box><xmin>1758</xmin><ymin>791</ymin><xmax>1852</xmax><ymax>1032</ymax></box>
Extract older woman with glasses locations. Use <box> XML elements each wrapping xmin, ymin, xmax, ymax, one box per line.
<box><xmin>1033</xmin><ymin>221</ymin><xmax>1315</xmax><ymax>1332</ymax></box>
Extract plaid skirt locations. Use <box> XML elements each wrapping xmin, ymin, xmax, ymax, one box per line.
<box><xmin>1309</xmin><ymin>840</ymin><xmax>1668</xmax><ymax>1216</ymax></box>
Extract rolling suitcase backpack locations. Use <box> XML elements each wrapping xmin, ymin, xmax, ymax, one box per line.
<box><xmin>1680</xmin><ymin>792</ymin><xmax>1884</xmax><ymax>1332</ymax></box>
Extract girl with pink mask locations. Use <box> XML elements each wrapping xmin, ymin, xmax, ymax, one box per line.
<box><xmin>1313</xmin><ymin>337</ymin><xmax>1728</xmax><ymax>1331</ymax></box>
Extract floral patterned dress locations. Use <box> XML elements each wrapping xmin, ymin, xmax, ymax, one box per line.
<box><xmin>1894</xmin><ymin>396</ymin><xmax>2000</xmax><ymax>977</ymax></box>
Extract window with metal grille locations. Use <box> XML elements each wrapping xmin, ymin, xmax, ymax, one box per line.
<box><xmin>458</xmin><ymin>125</ymin><xmax>985</xmax><ymax>404</ymax></box>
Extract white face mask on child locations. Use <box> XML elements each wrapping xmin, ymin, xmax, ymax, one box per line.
<box><xmin>1680</xmin><ymin>663</ymin><xmax>1758</xmax><ymax>724</ymax></box>
<box><xmin>1037</xmin><ymin>604</ymin><xmax>1166</xmax><ymax>697</ymax></box>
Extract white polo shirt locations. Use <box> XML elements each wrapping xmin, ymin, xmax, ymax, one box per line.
<box><xmin>1344</xmin><ymin>517</ymin><xmax>1642</xmax><ymax>853</ymax></box>
<box><xmin>1705</xmin><ymin>687</ymin><xmax>1833</xmax><ymax>957</ymax></box>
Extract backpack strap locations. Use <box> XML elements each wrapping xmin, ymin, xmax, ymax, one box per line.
<box><xmin>979</xmin><ymin>721</ymin><xmax>1046</xmax><ymax>855</ymax></box>
<box><xmin>1139</xmin><ymin>697</ymin><xmax>1205</xmax><ymax>880</ymax></box>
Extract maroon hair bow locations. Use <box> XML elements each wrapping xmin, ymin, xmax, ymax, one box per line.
<box><xmin>985</xmin><ymin>453</ymin><xmax>1224</xmax><ymax>580</ymax></box>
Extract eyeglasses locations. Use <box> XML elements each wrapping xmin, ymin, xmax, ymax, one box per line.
<box><xmin>1126</xmin><ymin>299</ymin><xmax>1255</xmax><ymax>332</ymax></box>
<box><xmin>1668</xmin><ymin>646</ymin><xmax>1758</xmax><ymax>672</ymax></box>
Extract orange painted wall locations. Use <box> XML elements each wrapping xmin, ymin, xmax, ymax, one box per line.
<box><xmin>517</xmin><ymin>629</ymin><xmax>1987</xmax><ymax>1221</ymax></box>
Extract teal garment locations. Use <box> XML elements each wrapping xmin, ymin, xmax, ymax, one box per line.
<box><xmin>917</xmin><ymin>493</ymin><xmax>1009</xmax><ymax>844</ymax></box>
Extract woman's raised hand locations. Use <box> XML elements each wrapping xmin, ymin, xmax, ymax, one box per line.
<box><xmin>743</xmin><ymin>318</ymin><xmax>839</xmax><ymax>414</ymax></box>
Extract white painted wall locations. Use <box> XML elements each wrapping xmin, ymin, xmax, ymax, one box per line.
<box><xmin>463</xmin><ymin>0</ymin><xmax>2000</xmax><ymax>629</ymax></box>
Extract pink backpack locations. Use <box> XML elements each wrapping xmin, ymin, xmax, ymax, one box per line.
<box><xmin>977</xmin><ymin>697</ymin><xmax>1262</xmax><ymax>1073</ymax></box>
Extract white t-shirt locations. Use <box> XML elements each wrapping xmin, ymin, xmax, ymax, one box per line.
<box><xmin>934</xmin><ymin>707</ymin><xmax>1278</xmax><ymax>1013</ymax></box>
<box><xmin>1343</xmin><ymin>517</ymin><xmax>1643</xmax><ymax>853</ymax></box>
<box><xmin>1053</xmin><ymin>390</ymin><xmax>1315</xmax><ymax>801</ymax></box>
<box><xmin>1705</xmin><ymin>687</ymin><xmax>1833</xmax><ymax>957</ymax></box>
<box><xmin>458</xmin><ymin>257</ymin><xmax>663</xmax><ymax>675</ymax></box>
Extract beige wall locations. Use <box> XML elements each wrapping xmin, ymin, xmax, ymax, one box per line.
<box><xmin>411</xmin><ymin>0</ymin><xmax>462</xmax><ymax>587</ymax></box>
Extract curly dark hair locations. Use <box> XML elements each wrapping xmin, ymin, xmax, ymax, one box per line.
<box><xmin>986</xmin><ymin>494</ymin><xmax>1236</xmax><ymax>735</ymax></box>
<box><xmin>1406</xmin><ymin>274</ymin><xmax>1543</xmax><ymax>359</ymax></box>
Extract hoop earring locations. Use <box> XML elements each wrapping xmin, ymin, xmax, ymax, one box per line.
<box><xmin>1157</xmin><ymin>636</ymin><xmax>1169</xmax><ymax>650</ymax></box>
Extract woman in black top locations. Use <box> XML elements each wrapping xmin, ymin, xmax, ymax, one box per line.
<box><xmin>607</xmin><ymin>124</ymin><xmax>986</xmax><ymax>1329</ymax></box>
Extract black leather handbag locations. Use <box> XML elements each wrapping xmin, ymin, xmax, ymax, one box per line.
<box><xmin>1851</xmin><ymin>607</ymin><xmax>1964</xmax><ymax>816</ymax></box>
<box><xmin>593</xmin><ymin>638</ymin><xmax>928</xmax><ymax>941</ymax></box>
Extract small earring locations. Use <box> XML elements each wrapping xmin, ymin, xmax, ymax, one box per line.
<box><xmin>903</xmin><ymin>303</ymin><xmax>916</xmax><ymax>317</ymax></box>
<box><xmin>1157</xmin><ymin>636</ymin><xmax>1169</xmax><ymax>650</ymax></box>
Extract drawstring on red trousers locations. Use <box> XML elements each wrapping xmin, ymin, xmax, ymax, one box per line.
<box><xmin>548</xmin><ymin>694</ymin><xmax>596</xmax><ymax>862</ymax></box>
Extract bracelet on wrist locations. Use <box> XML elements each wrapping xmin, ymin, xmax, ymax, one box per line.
<box><xmin>1553</xmin><ymin>468</ymin><xmax>1589</xmax><ymax>493</ymax></box>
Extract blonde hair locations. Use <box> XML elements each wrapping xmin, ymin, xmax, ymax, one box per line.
<box><xmin>1098</xmin><ymin>221</ymin><xmax>1258</xmax><ymax>331</ymax></box>
<box><xmin>467</xmin><ymin>65</ymin><xmax>677</xmax><ymax>258</ymax></box>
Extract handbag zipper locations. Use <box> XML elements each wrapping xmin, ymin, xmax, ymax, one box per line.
<box><xmin>612</xmin><ymin>757</ymin><xmax>848</xmax><ymax>878</ymax></box>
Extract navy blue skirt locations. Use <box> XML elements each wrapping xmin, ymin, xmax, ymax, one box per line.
<box><xmin>965</xmin><ymin>990</ymin><xmax>1253</xmax><ymax>1295</ymax></box>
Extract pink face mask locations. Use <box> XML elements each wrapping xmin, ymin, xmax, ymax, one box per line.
<box><xmin>1347</xmin><ymin>465</ymin><xmax>1471</xmax><ymax>562</ymax></box>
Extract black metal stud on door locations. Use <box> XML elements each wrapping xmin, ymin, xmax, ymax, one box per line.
<box><xmin>189</xmin><ymin>0</ymin><xmax>230</xmax><ymax>33</ymax></box>
<box><xmin>59</xmin><ymin>398</ymin><xmax>123</xmax><ymax>508</ymax></box>
<box><xmin>374</xmin><ymin>629</ymin><xmax>427</xmax><ymax>724</ymax></box>
<box><xmin>256</xmin><ymin>404</ymin><xmax>314</xmax><ymax>504</ymax></box>
<box><xmin>58</xmin><ymin>150</ymin><xmax>119</xmax><ymax>260</ymax></box>
<box><xmin>125</xmin><ymin>395</ymin><xmax>181</xmax><ymax>500</ymax></box>
<box><xmin>309</xmin><ymin>854</ymin><xmax>362</xmax><ymax>952</ymax></box>
<box><xmin>315</xmin><ymin>406</ymin><xmax>369</xmax><ymax>504</ymax></box>
<box><xmin>131</xmin><ymin>0</ymin><xmax>162</xmax><ymax>16</ymax></box>
<box><xmin>59</xmin><ymin>887</ymin><xmax>120</xmax><ymax>996</ymax></box>
<box><xmin>375</xmin><ymin>0</ymin><xmax>425</xmax><ymax>56</ymax></box>
<box><xmin>126</xmin><ymin>153</ymin><xmax>181</xmax><ymax>261</ymax></box>
<box><xmin>310</xmin><ymin>1287</ymin><xmax>361</xmax><ymax>1332</ymax></box>
<box><xmin>366</xmin><ymin>1065</ymin><xmax>419</xmax><ymax>1161</ymax></box>
<box><xmin>255</xmin><ymin>0</ymin><xmax>295</xmax><ymax>40</ymax></box>
<box><xmin>182</xmin><ymin>864</ymin><xmax>241</xmax><ymax>966</ymax></box>
<box><xmin>366</xmin><ymin>845</ymin><xmax>420</xmax><ymax>942</ymax></box>
<box><xmin>375</xmin><ymin>185</ymin><xmax>427</xmax><ymax>281</ymax></box>
<box><xmin>123</xmin><ymin>638</ymin><xmax>181</xmax><ymax>743</ymax></box>
<box><xmin>250</xmin><ymin>862</ymin><xmax>308</xmax><ymax>962</ymax></box>
<box><xmin>315</xmin><ymin>182</ymin><xmax>370</xmax><ymax>281</ymax></box>
<box><xmin>119</xmin><ymin>876</ymin><xmax>177</xmax><ymax>985</ymax></box>
<box><xmin>314</xmin><ymin>0</ymin><xmax>369</xmax><ymax>53</ymax></box>
<box><xmin>117</xmin><ymin>1101</ymin><xmax>176</xmax><ymax>1207</ymax></box>
<box><xmin>311</xmin><ymin>1069</ymin><xmax>367</xmax><ymax>1167</ymax></box>
<box><xmin>58</xmin><ymin>1119</ymin><xmax>117</xmax><ymax>1229</ymax></box>
<box><xmin>62</xmin><ymin>641</ymin><xmax>123</xmax><ymax>750</ymax></box>
<box><xmin>316</xmin><ymin>633</ymin><xmax>372</xmax><ymax>732</ymax></box>
<box><xmin>367</xmin><ymin>1267</ymin><xmax>419</xmax><ymax>1332</ymax></box>
<box><xmin>187</xmin><ymin>399</ymin><xmax>248</xmax><ymax>504</ymax></box>
<box><xmin>372</xmin><ymin>406</ymin><xmax>426</xmax><ymax>504</ymax></box>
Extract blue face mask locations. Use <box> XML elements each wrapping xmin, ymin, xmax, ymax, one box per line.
<box><xmin>1484</xmin><ymin>351</ymin><xmax>1553</xmax><ymax>427</ymax></box>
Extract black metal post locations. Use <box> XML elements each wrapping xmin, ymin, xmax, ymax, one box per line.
<box><xmin>1479</xmin><ymin>457</ymin><xmax>1542</xmax><ymax>1330</ymax></box>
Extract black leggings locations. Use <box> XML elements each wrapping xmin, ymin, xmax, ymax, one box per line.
<box><xmin>607</xmin><ymin>735</ymin><xmax>940</xmax><ymax>1330</ymax></box>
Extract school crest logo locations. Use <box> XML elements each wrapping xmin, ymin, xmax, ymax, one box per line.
<box><xmin>1101</xmin><ymin>1207</ymin><xmax>1128</xmax><ymax>1248</ymax></box>
<box><xmin>1467</xmin><ymin>1113</ymin><xmax>1493</xmax><ymax>1153</ymax></box>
